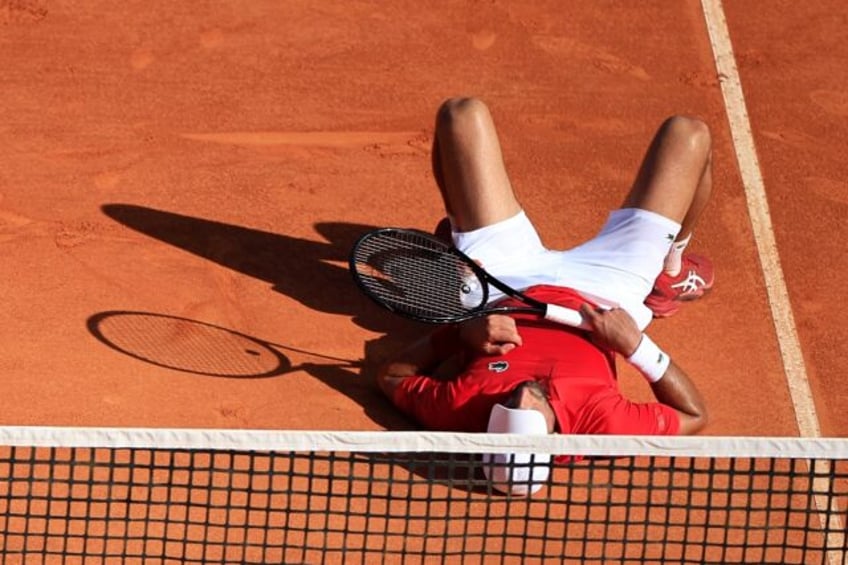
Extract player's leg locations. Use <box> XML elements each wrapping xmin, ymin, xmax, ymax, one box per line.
<box><xmin>622</xmin><ymin>115</ymin><xmax>714</xmax><ymax>317</ymax></box>
<box><xmin>622</xmin><ymin>115</ymin><xmax>712</xmax><ymax>241</ymax></box>
<box><xmin>431</xmin><ymin>97</ymin><xmax>522</xmax><ymax>232</ymax></box>
<box><xmin>430</xmin><ymin>98</ymin><xmax>559</xmax><ymax>301</ymax></box>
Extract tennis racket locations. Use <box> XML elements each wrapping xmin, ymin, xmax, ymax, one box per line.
<box><xmin>349</xmin><ymin>227</ymin><xmax>589</xmax><ymax>329</ymax></box>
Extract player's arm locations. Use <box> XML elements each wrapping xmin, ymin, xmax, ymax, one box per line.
<box><xmin>376</xmin><ymin>315</ymin><xmax>522</xmax><ymax>399</ymax></box>
<box><xmin>579</xmin><ymin>304</ymin><xmax>708</xmax><ymax>435</ymax></box>
<box><xmin>644</xmin><ymin>359</ymin><xmax>708</xmax><ymax>435</ymax></box>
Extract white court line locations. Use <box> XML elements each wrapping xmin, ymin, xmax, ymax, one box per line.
<box><xmin>700</xmin><ymin>3</ymin><xmax>843</xmax><ymax>562</ymax></box>
<box><xmin>700</xmin><ymin>0</ymin><xmax>820</xmax><ymax>439</ymax></box>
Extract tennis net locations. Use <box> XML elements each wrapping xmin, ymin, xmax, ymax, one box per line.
<box><xmin>0</xmin><ymin>427</ymin><xmax>845</xmax><ymax>564</ymax></box>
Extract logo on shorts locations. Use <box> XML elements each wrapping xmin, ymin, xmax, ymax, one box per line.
<box><xmin>666</xmin><ymin>233</ymin><xmax>675</xmax><ymax>242</ymax></box>
<box><xmin>488</xmin><ymin>361</ymin><xmax>509</xmax><ymax>373</ymax></box>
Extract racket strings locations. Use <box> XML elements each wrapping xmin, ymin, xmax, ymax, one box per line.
<box><xmin>352</xmin><ymin>231</ymin><xmax>485</xmax><ymax>321</ymax></box>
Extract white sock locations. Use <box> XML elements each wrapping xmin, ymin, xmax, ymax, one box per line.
<box><xmin>664</xmin><ymin>233</ymin><xmax>691</xmax><ymax>276</ymax></box>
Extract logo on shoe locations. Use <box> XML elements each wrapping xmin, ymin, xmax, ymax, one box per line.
<box><xmin>671</xmin><ymin>270</ymin><xmax>707</xmax><ymax>294</ymax></box>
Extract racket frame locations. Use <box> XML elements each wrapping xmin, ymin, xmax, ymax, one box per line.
<box><xmin>350</xmin><ymin>228</ymin><xmax>587</xmax><ymax>328</ymax></box>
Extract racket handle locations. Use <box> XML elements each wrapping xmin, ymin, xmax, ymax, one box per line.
<box><xmin>544</xmin><ymin>304</ymin><xmax>589</xmax><ymax>329</ymax></box>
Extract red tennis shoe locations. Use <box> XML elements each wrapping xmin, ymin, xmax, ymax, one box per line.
<box><xmin>645</xmin><ymin>254</ymin><xmax>714</xmax><ymax>318</ymax></box>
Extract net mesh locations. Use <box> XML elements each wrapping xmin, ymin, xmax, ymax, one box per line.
<box><xmin>0</xmin><ymin>428</ymin><xmax>845</xmax><ymax>564</ymax></box>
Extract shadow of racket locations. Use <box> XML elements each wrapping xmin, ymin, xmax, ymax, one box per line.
<box><xmin>87</xmin><ymin>311</ymin><xmax>360</xmax><ymax>378</ymax></box>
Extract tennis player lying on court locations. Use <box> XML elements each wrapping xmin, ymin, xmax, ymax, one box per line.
<box><xmin>375</xmin><ymin>98</ymin><xmax>713</xmax><ymax>492</ymax></box>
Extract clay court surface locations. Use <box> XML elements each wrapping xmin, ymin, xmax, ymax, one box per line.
<box><xmin>1</xmin><ymin>0</ymin><xmax>845</xmax><ymax>441</ymax></box>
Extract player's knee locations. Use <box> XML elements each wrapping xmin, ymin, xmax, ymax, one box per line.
<box><xmin>436</xmin><ymin>97</ymin><xmax>491</xmax><ymax>136</ymax></box>
<box><xmin>663</xmin><ymin>115</ymin><xmax>712</xmax><ymax>160</ymax></box>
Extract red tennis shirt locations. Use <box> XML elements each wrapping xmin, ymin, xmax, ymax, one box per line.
<box><xmin>392</xmin><ymin>285</ymin><xmax>680</xmax><ymax>439</ymax></box>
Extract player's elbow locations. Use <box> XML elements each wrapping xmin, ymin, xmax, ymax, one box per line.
<box><xmin>375</xmin><ymin>363</ymin><xmax>397</xmax><ymax>399</ymax></box>
<box><xmin>677</xmin><ymin>404</ymin><xmax>709</xmax><ymax>435</ymax></box>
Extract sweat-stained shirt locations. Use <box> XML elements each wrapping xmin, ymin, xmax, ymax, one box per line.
<box><xmin>391</xmin><ymin>285</ymin><xmax>680</xmax><ymax>442</ymax></box>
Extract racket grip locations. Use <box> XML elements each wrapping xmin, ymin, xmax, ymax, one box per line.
<box><xmin>544</xmin><ymin>304</ymin><xmax>589</xmax><ymax>329</ymax></box>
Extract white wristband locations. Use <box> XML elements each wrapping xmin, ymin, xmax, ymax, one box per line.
<box><xmin>627</xmin><ymin>334</ymin><xmax>670</xmax><ymax>383</ymax></box>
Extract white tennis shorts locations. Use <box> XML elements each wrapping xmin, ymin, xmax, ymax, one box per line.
<box><xmin>451</xmin><ymin>208</ymin><xmax>681</xmax><ymax>331</ymax></box>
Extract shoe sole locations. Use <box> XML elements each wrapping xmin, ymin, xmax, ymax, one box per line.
<box><xmin>649</xmin><ymin>287</ymin><xmax>713</xmax><ymax>318</ymax></box>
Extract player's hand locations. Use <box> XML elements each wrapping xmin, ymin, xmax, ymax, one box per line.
<box><xmin>458</xmin><ymin>315</ymin><xmax>523</xmax><ymax>356</ymax></box>
<box><xmin>579</xmin><ymin>304</ymin><xmax>642</xmax><ymax>357</ymax></box>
